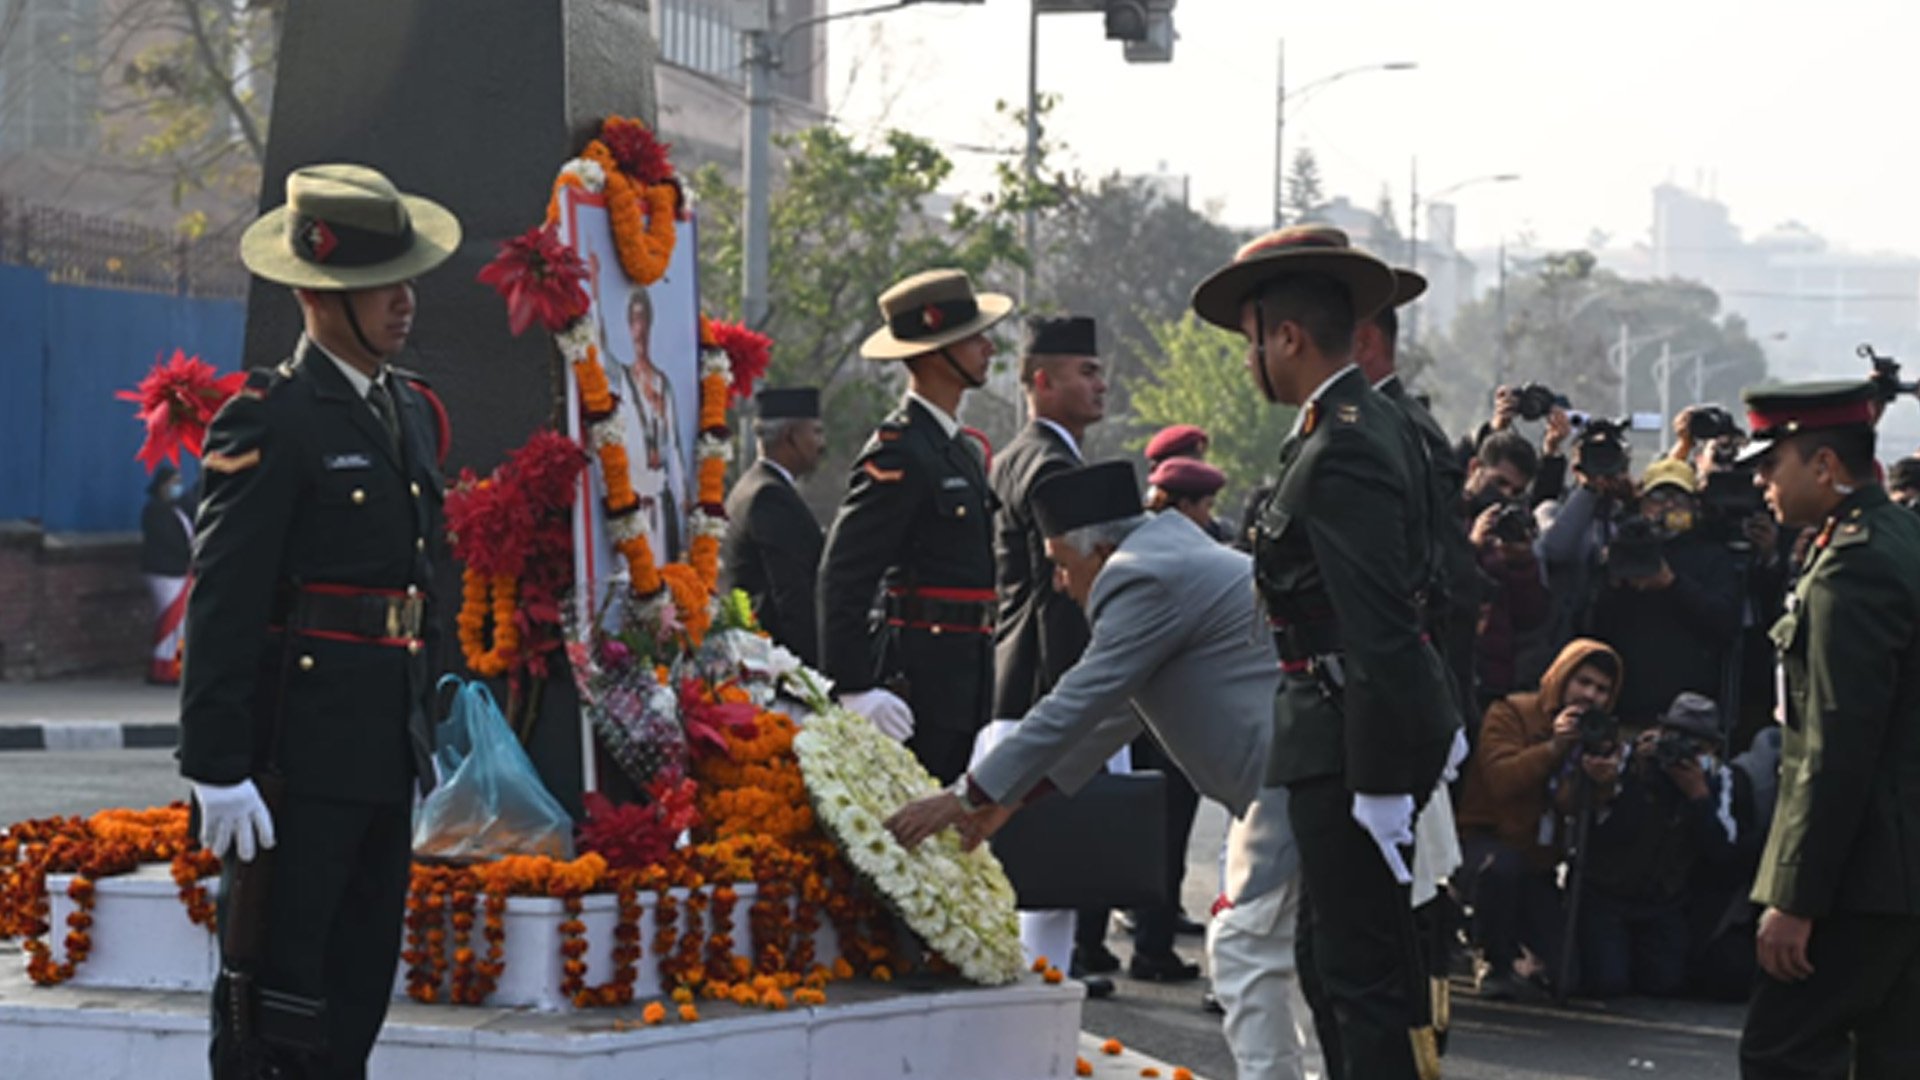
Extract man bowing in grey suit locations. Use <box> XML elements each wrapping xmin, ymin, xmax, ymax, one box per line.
<box><xmin>721</xmin><ymin>387</ymin><xmax>826</xmax><ymax>665</ymax></box>
<box><xmin>888</xmin><ymin>461</ymin><xmax>1318</xmax><ymax>1080</ymax></box>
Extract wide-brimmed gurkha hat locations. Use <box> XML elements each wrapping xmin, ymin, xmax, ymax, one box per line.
<box><xmin>1190</xmin><ymin>224</ymin><xmax>1398</xmax><ymax>332</ymax></box>
<box><xmin>240</xmin><ymin>163</ymin><xmax>462</xmax><ymax>290</ymax></box>
<box><xmin>1390</xmin><ymin>266</ymin><xmax>1428</xmax><ymax>307</ymax></box>
<box><xmin>860</xmin><ymin>268</ymin><xmax>1014</xmax><ymax>361</ymax></box>
<box><xmin>1736</xmin><ymin>379</ymin><xmax>1879</xmax><ymax>464</ymax></box>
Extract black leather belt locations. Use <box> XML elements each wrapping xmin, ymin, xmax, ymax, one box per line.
<box><xmin>885</xmin><ymin>587</ymin><xmax>996</xmax><ymax>634</ymax></box>
<box><xmin>273</xmin><ymin>583</ymin><xmax>426</xmax><ymax>646</ymax></box>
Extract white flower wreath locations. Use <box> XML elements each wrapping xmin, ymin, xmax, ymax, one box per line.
<box><xmin>793</xmin><ymin>708</ymin><xmax>1023</xmax><ymax>985</ymax></box>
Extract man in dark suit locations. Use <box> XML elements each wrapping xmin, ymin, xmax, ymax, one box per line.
<box><xmin>179</xmin><ymin>163</ymin><xmax>458</xmax><ymax>1078</ymax></box>
<box><xmin>1192</xmin><ymin>224</ymin><xmax>1465</xmax><ymax>1080</ymax></box>
<box><xmin>818</xmin><ymin>268</ymin><xmax>1012</xmax><ymax>783</ymax></box>
<box><xmin>722</xmin><ymin>387</ymin><xmax>826</xmax><ymax>665</ymax></box>
<box><xmin>1738</xmin><ymin>380</ymin><xmax>1920</xmax><ymax>1080</ymax></box>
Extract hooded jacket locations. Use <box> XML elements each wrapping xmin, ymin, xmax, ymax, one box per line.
<box><xmin>1457</xmin><ymin>638</ymin><xmax>1624</xmax><ymax>869</ymax></box>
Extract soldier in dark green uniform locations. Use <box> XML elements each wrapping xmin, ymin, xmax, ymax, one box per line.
<box><xmin>180</xmin><ymin>163</ymin><xmax>459</xmax><ymax>1078</ymax></box>
<box><xmin>1191</xmin><ymin>225</ymin><xmax>1464</xmax><ymax>1080</ymax></box>
<box><xmin>817</xmin><ymin>269</ymin><xmax>1012</xmax><ymax>783</ymax></box>
<box><xmin>1737</xmin><ymin>380</ymin><xmax>1920</xmax><ymax>1080</ymax></box>
<box><xmin>721</xmin><ymin>387</ymin><xmax>826</xmax><ymax>666</ymax></box>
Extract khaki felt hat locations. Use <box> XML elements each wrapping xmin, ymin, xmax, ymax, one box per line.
<box><xmin>860</xmin><ymin>268</ymin><xmax>1014</xmax><ymax>361</ymax></box>
<box><xmin>1390</xmin><ymin>266</ymin><xmax>1428</xmax><ymax>307</ymax></box>
<box><xmin>240</xmin><ymin>163</ymin><xmax>462</xmax><ymax>290</ymax></box>
<box><xmin>1190</xmin><ymin>224</ymin><xmax>1398</xmax><ymax>331</ymax></box>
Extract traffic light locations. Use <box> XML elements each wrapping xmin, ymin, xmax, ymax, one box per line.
<box><xmin>1104</xmin><ymin>0</ymin><xmax>1148</xmax><ymax>41</ymax></box>
<box><xmin>1034</xmin><ymin>0</ymin><xmax>1176</xmax><ymax>62</ymax></box>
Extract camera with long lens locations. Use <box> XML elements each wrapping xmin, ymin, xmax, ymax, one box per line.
<box><xmin>1604</xmin><ymin>516</ymin><xmax>1666</xmax><ymax>583</ymax></box>
<box><xmin>1575</xmin><ymin>417</ymin><xmax>1631</xmax><ymax>479</ymax></box>
<box><xmin>1574</xmin><ymin>705</ymin><xmax>1619</xmax><ymax>755</ymax></box>
<box><xmin>1651</xmin><ymin>729</ymin><xmax>1698</xmax><ymax>771</ymax></box>
<box><xmin>1862</xmin><ymin>343</ymin><xmax>1919</xmax><ymax>405</ymax></box>
<box><xmin>1514</xmin><ymin>383</ymin><xmax>1570</xmax><ymax>422</ymax></box>
<box><xmin>1491</xmin><ymin>501</ymin><xmax>1538</xmax><ymax>544</ymax></box>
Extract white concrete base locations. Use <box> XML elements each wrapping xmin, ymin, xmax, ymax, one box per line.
<box><xmin>0</xmin><ymin>960</ymin><xmax>1085</xmax><ymax>1080</ymax></box>
<box><xmin>42</xmin><ymin>867</ymin><xmax>838</xmax><ymax>1011</ymax></box>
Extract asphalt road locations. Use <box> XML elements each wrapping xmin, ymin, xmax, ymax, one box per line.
<box><xmin>0</xmin><ymin>748</ymin><xmax>1750</xmax><ymax>1079</ymax></box>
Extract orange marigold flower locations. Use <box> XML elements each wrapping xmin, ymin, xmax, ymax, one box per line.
<box><xmin>1032</xmin><ymin>956</ymin><xmax>1050</xmax><ymax>973</ymax></box>
<box><xmin>1173</xmin><ymin>1069</ymin><xmax>1195</xmax><ymax>1080</ymax></box>
<box><xmin>678</xmin><ymin>1003</ymin><xmax>700</xmax><ymax>1022</ymax></box>
<box><xmin>1076</xmin><ymin>1058</ymin><xmax>1094</xmax><ymax>1078</ymax></box>
<box><xmin>642</xmin><ymin>1001</ymin><xmax>667</xmax><ymax>1025</ymax></box>
<box><xmin>1102</xmin><ymin>1039</ymin><xmax>1124</xmax><ymax>1056</ymax></box>
<box><xmin>1141</xmin><ymin>1070</ymin><xmax>1161</xmax><ymax>1079</ymax></box>
<box><xmin>1043</xmin><ymin>967</ymin><xmax>1064</xmax><ymax>985</ymax></box>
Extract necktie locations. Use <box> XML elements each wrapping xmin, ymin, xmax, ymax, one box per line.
<box><xmin>367</xmin><ymin>379</ymin><xmax>402</xmax><ymax>457</ymax></box>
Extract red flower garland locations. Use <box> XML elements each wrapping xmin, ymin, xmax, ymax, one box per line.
<box><xmin>476</xmin><ymin>225</ymin><xmax>592</xmax><ymax>336</ymax></box>
<box><xmin>115</xmin><ymin>350</ymin><xmax>247</xmax><ymax>471</ymax></box>
<box><xmin>701</xmin><ymin>317</ymin><xmax>773</xmax><ymax>402</ymax></box>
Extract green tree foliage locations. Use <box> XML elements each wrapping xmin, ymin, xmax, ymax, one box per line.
<box><xmin>1129</xmin><ymin>315</ymin><xmax>1296</xmax><ymax>511</ymax></box>
<box><xmin>688</xmin><ymin>126</ymin><xmax>1031</xmax><ymax>509</ymax></box>
<box><xmin>1427</xmin><ymin>249</ymin><xmax>1770</xmax><ymax>441</ymax></box>
<box><xmin>1032</xmin><ymin>173</ymin><xmax>1242</xmax><ymax>460</ymax></box>
<box><xmin>1284</xmin><ymin>148</ymin><xmax>1329</xmax><ymax>224</ymax></box>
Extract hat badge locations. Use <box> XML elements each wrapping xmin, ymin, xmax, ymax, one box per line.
<box><xmin>300</xmin><ymin>218</ymin><xmax>338</xmax><ymax>263</ymax></box>
<box><xmin>921</xmin><ymin>304</ymin><xmax>946</xmax><ymax>331</ymax></box>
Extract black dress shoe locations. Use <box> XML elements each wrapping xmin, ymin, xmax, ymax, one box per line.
<box><xmin>1173</xmin><ymin>913</ymin><xmax>1207</xmax><ymax>937</ymax></box>
<box><xmin>1201</xmin><ymin>990</ymin><xmax>1224</xmax><ymax>1014</ymax></box>
<box><xmin>1071</xmin><ymin>944</ymin><xmax>1122</xmax><ymax>977</ymax></box>
<box><xmin>1127</xmin><ymin>951</ymin><xmax>1201</xmax><ymax>982</ymax></box>
<box><xmin>1079</xmin><ymin>975</ymin><xmax>1116</xmax><ymax>1000</ymax></box>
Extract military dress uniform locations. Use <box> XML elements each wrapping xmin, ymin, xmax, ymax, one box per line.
<box><xmin>180</xmin><ymin>163</ymin><xmax>460</xmax><ymax>1079</ymax></box>
<box><xmin>818</xmin><ymin>397</ymin><xmax>998</xmax><ymax>782</ymax></box>
<box><xmin>1192</xmin><ymin>226</ymin><xmax>1462</xmax><ymax>1080</ymax></box>
<box><xmin>722</xmin><ymin>432</ymin><xmax>824</xmax><ymax>666</ymax></box>
<box><xmin>991</xmin><ymin>416</ymin><xmax>1088</xmax><ymax>718</ymax></box>
<box><xmin>1737</xmin><ymin>382</ymin><xmax>1920</xmax><ymax>1080</ymax></box>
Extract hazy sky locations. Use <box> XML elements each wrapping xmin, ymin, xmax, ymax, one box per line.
<box><xmin>821</xmin><ymin>0</ymin><xmax>1920</xmax><ymax>259</ymax></box>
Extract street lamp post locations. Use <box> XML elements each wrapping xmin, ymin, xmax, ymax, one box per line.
<box><xmin>1272</xmin><ymin>40</ymin><xmax>1415</xmax><ymax>228</ymax></box>
<box><xmin>740</xmin><ymin>0</ymin><xmax>984</xmax><ymax>327</ymax></box>
<box><xmin>1406</xmin><ymin>170</ymin><xmax>1517</xmax><ymax>346</ymax></box>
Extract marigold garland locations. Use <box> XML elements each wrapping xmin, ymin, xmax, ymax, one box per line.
<box><xmin>457</xmin><ymin>572</ymin><xmax>520</xmax><ymax>677</ymax></box>
<box><xmin>581</xmin><ymin>141</ymin><xmax>676</xmax><ymax>286</ymax></box>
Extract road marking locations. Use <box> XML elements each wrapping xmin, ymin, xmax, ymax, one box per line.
<box><xmin>1458</xmin><ymin>997</ymin><xmax>1742</xmax><ymax>1040</ymax></box>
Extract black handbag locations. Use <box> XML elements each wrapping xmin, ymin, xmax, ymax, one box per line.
<box><xmin>990</xmin><ymin>770</ymin><xmax>1168</xmax><ymax>910</ymax></box>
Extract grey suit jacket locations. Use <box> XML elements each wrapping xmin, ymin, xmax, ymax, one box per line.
<box><xmin>971</xmin><ymin>511</ymin><xmax>1296</xmax><ymax>893</ymax></box>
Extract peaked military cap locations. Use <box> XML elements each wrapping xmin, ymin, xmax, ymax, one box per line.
<box><xmin>1032</xmin><ymin>460</ymin><xmax>1143</xmax><ymax>538</ymax></box>
<box><xmin>1024</xmin><ymin>315</ymin><xmax>1098</xmax><ymax>357</ymax></box>
<box><xmin>756</xmin><ymin>387</ymin><xmax>820</xmax><ymax>420</ymax></box>
<box><xmin>1737</xmin><ymin>380</ymin><xmax>1878</xmax><ymax>464</ymax></box>
<box><xmin>1190</xmin><ymin>224</ymin><xmax>1398</xmax><ymax>332</ymax></box>
<box><xmin>1144</xmin><ymin>424</ymin><xmax>1208</xmax><ymax>464</ymax></box>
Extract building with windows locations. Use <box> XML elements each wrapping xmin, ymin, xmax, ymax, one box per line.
<box><xmin>653</xmin><ymin>0</ymin><xmax>829</xmax><ymax>181</ymax></box>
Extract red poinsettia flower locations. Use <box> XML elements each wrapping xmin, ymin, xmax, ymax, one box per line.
<box><xmin>475</xmin><ymin>225</ymin><xmax>591</xmax><ymax>336</ymax></box>
<box><xmin>601</xmin><ymin>116</ymin><xmax>676</xmax><ymax>186</ymax></box>
<box><xmin>114</xmin><ymin>350</ymin><xmax>247</xmax><ymax>471</ymax></box>
<box><xmin>678</xmin><ymin>678</ymin><xmax>758</xmax><ymax>757</ymax></box>
<box><xmin>704</xmin><ymin>318</ymin><xmax>773</xmax><ymax>401</ymax></box>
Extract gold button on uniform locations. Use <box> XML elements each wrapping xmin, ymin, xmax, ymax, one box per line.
<box><xmin>416</xmin><ymin>538</ymin><xmax>427</xmax><ymax>552</ymax></box>
<box><xmin>409</xmin><ymin>482</ymin><xmax>421</xmax><ymax>498</ymax></box>
<box><xmin>956</xmin><ymin>505</ymin><xmax>967</xmax><ymax>518</ymax></box>
<box><xmin>298</xmin><ymin>655</ymin><xmax>315</xmax><ymax>671</ymax></box>
<box><xmin>407</xmin><ymin>584</ymin><xmax>420</xmax><ymax>597</ymax></box>
<box><xmin>351</xmin><ymin>489</ymin><xmax>366</xmax><ymax>505</ymax></box>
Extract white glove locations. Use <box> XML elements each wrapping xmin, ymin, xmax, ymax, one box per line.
<box><xmin>1441</xmin><ymin>727</ymin><xmax>1470</xmax><ymax>784</ymax></box>
<box><xmin>840</xmin><ymin>688</ymin><xmax>915</xmax><ymax>742</ymax></box>
<box><xmin>192</xmin><ymin>780</ymin><xmax>277</xmax><ymax>863</ymax></box>
<box><xmin>1350</xmin><ymin>792</ymin><xmax>1416</xmax><ymax>885</ymax></box>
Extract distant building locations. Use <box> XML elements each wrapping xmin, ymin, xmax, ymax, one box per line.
<box><xmin>654</xmin><ymin>0</ymin><xmax>830</xmax><ymax>182</ymax></box>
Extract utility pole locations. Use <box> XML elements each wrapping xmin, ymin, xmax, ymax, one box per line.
<box><xmin>740</xmin><ymin>0</ymin><xmax>775</xmax><ymax>328</ymax></box>
<box><xmin>1022</xmin><ymin>0</ymin><xmax>1040</xmax><ymax>303</ymax></box>
<box><xmin>1406</xmin><ymin>156</ymin><xmax>1420</xmax><ymax>344</ymax></box>
<box><xmin>1272</xmin><ymin>38</ymin><xmax>1286</xmax><ymax>228</ymax></box>
<box><xmin>1494</xmin><ymin>238</ymin><xmax>1507</xmax><ymax>388</ymax></box>
<box><xmin>1617</xmin><ymin>322</ymin><xmax>1631</xmax><ymax>418</ymax></box>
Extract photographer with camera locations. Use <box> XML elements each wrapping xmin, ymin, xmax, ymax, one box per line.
<box><xmin>1889</xmin><ymin>456</ymin><xmax>1920</xmax><ymax>510</ymax></box>
<box><xmin>1538</xmin><ymin>416</ymin><xmax>1638</xmax><ymax>657</ymax></box>
<box><xmin>1568</xmin><ymin>692</ymin><xmax>1739</xmax><ymax>998</ymax></box>
<box><xmin>1456</xmin><ymin>639</ymin><xmax>1622</xmax><ymax>999</ymax></box>
<box><xmin>1591</xmin><ymin>460</ymin><xmax>1742</xmax><ymax>728</ymax></box>
<box><xmin>1483</xmin><ymin>384</ymin><xmax>1574</xmax><ymax>505</ymax></box>
<box><xmin>1464</xmin><ymin>436</ymin><xmax>1550</xmax><ymax>706</ymax></box>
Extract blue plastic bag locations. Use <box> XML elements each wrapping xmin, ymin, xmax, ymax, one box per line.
<box><xmin>412</xmin><ymin>676</ymin><xmax>574</xmax><ymax>860</ymax></box>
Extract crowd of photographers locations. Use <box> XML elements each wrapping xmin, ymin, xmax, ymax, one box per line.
<box><xmin>1435</xmin><ymin>378</ymin><xmax>1902</xmax><ymax>1004</ymax></box>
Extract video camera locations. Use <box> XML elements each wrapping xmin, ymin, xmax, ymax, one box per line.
<box><xmin>1574</xmin><ymin>416</ymin><xmax>1631</xmax><ymax>478</ymax></box>
<box><xmin>1604</xmin><ymin>516</ymin><xmax>1665</xmax><ymax>583</ymax></box>
<box><xmin>1491</xmin><ymin>501</ymin><xmax>1538</xmax><ymax>544</ymax></box>
<box><xmin>1573</xmin><ymin>705</ymin><xmax>1620</xmax><ymax>756</ymax></box>
<box><xmin>1651</xmin><ymin>728</ymin><xmax>1698</xmax><ymax>771</ymax></box>
<box><xmin>1514</xmin><ymin>382</ymin><xmax>1571</xmax><ymax>422</ymax></box>
<box><xmin>1863</xmin><ymin>344</ymin><xmax>1918</xmax><ymax>406</ymax></box>
<box><xmin>1686</xmin><ymin>405</ymin><xmax>1742</xmax><ymax>442</ymax></box>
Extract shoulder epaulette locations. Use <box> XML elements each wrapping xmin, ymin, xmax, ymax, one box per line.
<box><xmin>1830</xmin><ymin>506</ymin><xmax>1872</xmax><ymax>548</ymax></box>
<box><xmin>237</xmin><ymin>365</ymin><xmax>285</xmax><ymax>401</ymax></box>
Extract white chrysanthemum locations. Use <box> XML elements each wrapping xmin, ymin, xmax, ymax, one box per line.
<box><xmin>589</xmin><ymin>417</ymin><xmax>624</xmax><ymax>452</ymax></box>
<box><xmin>701</xmin><ymin>350</ymin><xmax>732</xmax><ymax>380</ymax></box>
<box><xmin>557</xmin><ymin>317</ymin><xmax>597</xmax><ymax>360</ymax></box>
<box><xmin>692</xmin><ymin>511</ymin><xmax>729</xmax><ymax>539</ymax></box>
<box><xmin>560</xmin><ymin>158</ymin><xmax>607</xmax><ymax>192</ymax></box>
<box><xmin>697</xmin><ymin>435</ymin><xmax>736</xmax><ymax>463</ymax></box>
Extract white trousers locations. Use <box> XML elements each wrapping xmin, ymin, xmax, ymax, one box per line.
<box><xmin>1206</xmin><ymin>873</ymin><xmax>1323</xmax><ymax>1080</ymax></box>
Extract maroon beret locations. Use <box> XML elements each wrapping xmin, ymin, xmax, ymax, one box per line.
<box><xmin>1144</xmin><ymin>424</ymin><xmax>1208</xmax><ymax>464</ymax></box>
<box><xmin>1148</xmin><ymin>457</ymin><xmax>1226</xmax><ymax>498</ymax></box>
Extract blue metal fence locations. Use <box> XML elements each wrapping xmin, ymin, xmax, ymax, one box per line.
<box><xmin>0</xmin><ymin>268</ymin><xmax>245</xmax><ymax>532</ymax></box>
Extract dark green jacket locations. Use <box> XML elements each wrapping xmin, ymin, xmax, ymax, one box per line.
<box><xmin>1254</xmin><ymin>367</ymin><xmax>1461</xmax><ymax>795</ymax></box>
<box><xmin>178</xmin><ymin>339</ymin><xmax>444</xmax><ymax>804</ymax></box>
<box><xmin>1754</xmin><ymin>485</ymin><xmax>1920</xmax><ymax>917</ymax></box>
<box><xmin>817</xmin><ymin>399</ymin><xmax>996</xmax><ymax>734</ymax></box>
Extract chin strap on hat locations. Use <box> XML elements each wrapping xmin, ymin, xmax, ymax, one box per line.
<box><xmin>1254</xmin><ymin>304</ymin><xmax>1279</xmax><ymax>404</ymax></box>
<box><xmin>337</xmin><ymin>294</ymin><xmax>386</xmax><ymax>362</ymax></box>
<box><xmin>938</xmin><ymin>345</ymin><xmax>986</xmax><ymax>390</ymax></box>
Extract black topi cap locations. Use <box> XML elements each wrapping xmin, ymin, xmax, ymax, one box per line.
<box><xmin>1023</xmin><ymin>315</ymin><xmax>1098</xmax><ymax>358</ymax></box>
<box><xmin>1736</xmin><ymin>379</ymin><xmax>1877</xmax><ymax>464</ymax></box>
<box><xmin>756</xmin><ymin>387</ymin><xmax>820</xmax><ymax>420</ymax></box>
<box><xmin>1032</xmin><ymin>460</ymin><xmax>1142</xmax><ymax>538</ymax></box>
